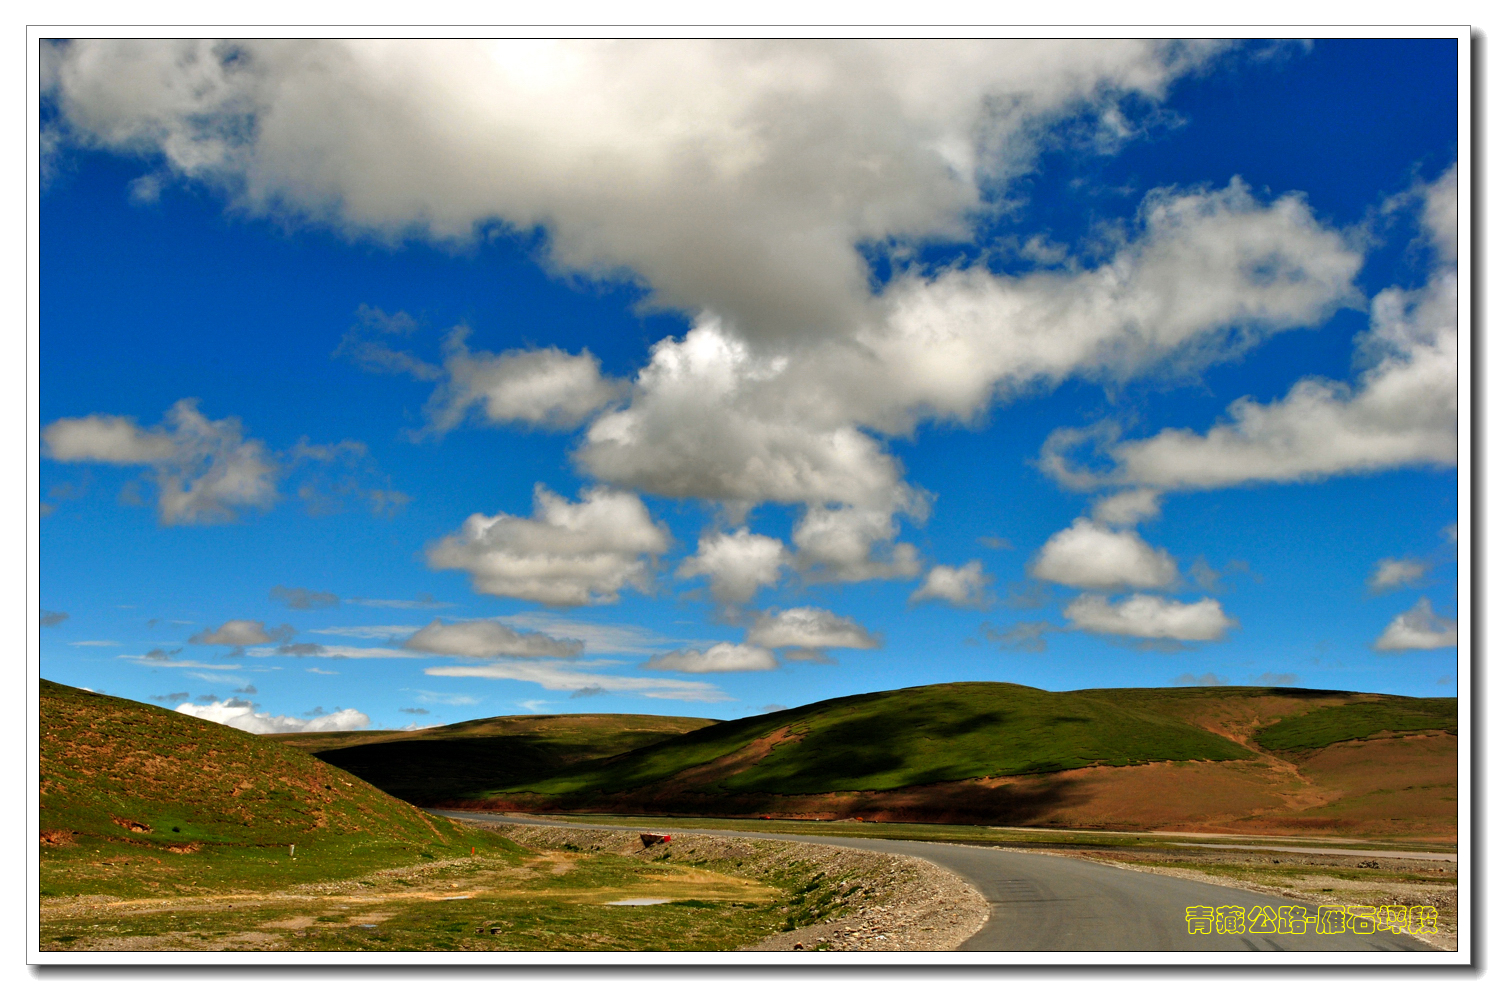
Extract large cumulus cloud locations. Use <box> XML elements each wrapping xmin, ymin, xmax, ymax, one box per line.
<box><xmin>426</xmin><ymin>485</ymin><xmax>670</xmax><ymax>606</ymax></box>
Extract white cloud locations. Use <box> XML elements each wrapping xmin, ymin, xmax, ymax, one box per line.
<box><xmin>577</xmin><ymin>320</ymin><xmax>914</xmax><ymax>510</ymax></box>
<box><xmin>176</xmin><ymin>698</ymin><xmax>369</xmax><ymax>734</ymax></box>
<box><xmin>306</xmin><ymin>667</ymin><xmax>338</xmax><ymax>675</ymax></box>
<box><xmin>642</xmin><ymin>643</ymin><xmax>778</xmax><ymax>672</ymax></box>
<box><xmin>43</xmin><ymin>39</ymin><xmax>1226</xmax><ymax>344</ymax></box>
<box><xmin>1420</xmin><ymin>165</ymin><xmax>1457</xmax><ymax>264</ymax></box>
<box><xmin>425</xmin><ymin>660</ymin><xmax>729</xmax><ymax>701</ymax></box>
<box><xmin>865</xmin><ymin>178</ymin><xmax>1362</xmax><ymax>428</ymax></box>
<box><xmin>45</xmin><ymin>42</ymin><xmax>1371</xmax><ymax>542</ymax></box>
<box><xmin>189</xmin><ymin>619</ymin><xmax>294</xmax><ymax>646</ymax></box>
<box><xmin>41</xmin><ymin>414</ymin><xmax>178</xmax><ymax>462</ymax></box>
<box><xmin>43</xmin><ymin>399</ymin><xmax>279</xmax><ymax>524</ymax></box>
<box><xmin>1373</xmin><ymin>597</ymin><xmax>1457</xmax><ymax>651</ymax></box>
<box><xmin>745</xmin><ymin>607</ymin><xmax>881</xmax><ymax>652</ymax></box>
<box><xmin>1050</xmin><ymin>166</ymin><xmax>1456</xmax><ymax>492</ymax></box>
<box><xmin>426</xmin><ymin>485</ymin><xmax>670</xmax><ymax>606</ymax></box>
<box><xmin>1065</xmin><ymin>593</ymin><xmax>1235</xmax><ymax>641</ymax></box>
<box><xmin>69</xmin><ymin>640</ymin><xmax>120</xmax><ymax>647</ymax></box>
<box><xmin>909</xmin><ymin>561</ymin><xmax>991</xmax><ymax>607</ymax></box>
<box><xmin>1030</xmin><ymin>518</ymin><xmax>1177</xmax><ymax>590</ymax></box>
<box><xmin>1368</xmin><ymin>558</ymin><xmax>1428</xmax><ymax>593</ymax></box>
<box><xmin>1091</xmin><ymin>489</ymin><xmax>1161</xmax><ymax>527</ymax></box>
<box><xmin>677</xmin><ymin>528</ymin><xmax>789</xmax><ymax>603</ymax></box>
<box><xmin>791</xmin><ymin>504</ymin><xmax>921</xmax><ymax>583</ymax></box>
<box><xmin>402</xmin><ymin>618</ymin><xmax>583</xmax><ymax>658</ymax></box>
<box><xmin>423</xmin><ymin>330</ymin><xmax>623</xmax><ymax>432</ymax></box>
<box><xmin>572</xmin><ymin>179</ymin><xmax>1359</xmax><ymax>528</ymax></box>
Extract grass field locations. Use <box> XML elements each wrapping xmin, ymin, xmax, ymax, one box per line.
<box><xmin>40</xmin><ymin>841</ymin><xmax>814</xmax><ymax>952</ymax></box>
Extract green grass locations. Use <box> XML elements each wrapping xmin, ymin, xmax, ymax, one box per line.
<box><xmin>39</xmin><ymin>679</ymin><xmax>516</xmax><ymax>899</ymax></box>
<box><xmin>277</xmin><ymin>713</ymin><xmax>715</xmax><ymax>805</ymax></box>
<box><xmin>40</xmin><ymin>846</ymin><xmax>816</xmax><ymax>952</ymax></box>
<box><xmin>1253</xmin><ymin>697</ymin><xmax>1457</xmax><ymax>752</ymax></box>
<box><xmin>499</xmin><ymin>682</ymin><xmax>1259</xmax><ymax>798</ymax></box>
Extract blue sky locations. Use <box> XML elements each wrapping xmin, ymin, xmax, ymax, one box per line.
<box><xmin>36</xmin><ymin>39</ymin><xmax>1463</xmax><ymax>734</ymax></box>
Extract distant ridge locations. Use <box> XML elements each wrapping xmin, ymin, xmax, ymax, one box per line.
<box><xmin>288</xmin><ymin>681</ymin><xmax>1454</xmax><ymax>838</ymax></box>
<box><xmin>280</xmin><ymin>711</ymin><xmax>716</xmax><ymax>806</ymax></box>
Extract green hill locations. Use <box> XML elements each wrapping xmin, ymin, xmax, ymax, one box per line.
<box><xmin>408</xmin><ymin>682</ymin><xmax>1454</xmax><ymax>837</ymax></box>
<box><xmin>279</xmin><ymin>712</ymin><xmax>716</xmax><ymax>805</ymax></box>
<box><xmin>490</xmin><ymin>682</ymin><xmax>1261</xmax><ymax>799</ymax></box>
<box><xmin>39</xmin><ymin>679</ymin><xmax>513</xmax><ymax>899</ymax></box>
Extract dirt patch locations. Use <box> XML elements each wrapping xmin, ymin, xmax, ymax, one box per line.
<box><xmin>1279</xmin><ymin>733</ymin><xmax>1458</xmax><ymax>837</ymax></box>
<box><xmin>666</xmin><ymin>726</ymin><xmax>806</xmax><ymax>790</ymax></box>
<box><xmin>40</xmin><ymin>829</ymin><xmax>76</xmax><ymax>846</ymax></box>
<box><xmin>259</xmin><ymin>915</ymin><xmax>319</xmax><ymax>929</ymax></box>
<box><xmin>111</xmin><ymin>816</ymin><xmax>152</xmax><ymax>834</ymax></box>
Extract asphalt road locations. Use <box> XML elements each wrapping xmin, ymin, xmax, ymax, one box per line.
<box><xmin>434</xmin><ymin>811</ymin><xmax>1435</xmax><ymax>953</ymax></box>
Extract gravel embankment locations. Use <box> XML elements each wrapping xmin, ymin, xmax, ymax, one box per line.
<box><xmin>474</xmin><ymin>823</ymin><xmax>989</xmax><ymax>952</ymax></box>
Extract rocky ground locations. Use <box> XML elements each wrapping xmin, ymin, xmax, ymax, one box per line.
<box><xmin>476</xmin><ymin>823</ymin><xmax>990</xmax><ymax>952</ymax></box>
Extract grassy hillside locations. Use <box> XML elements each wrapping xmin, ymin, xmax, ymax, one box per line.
<box><xmin>39</xmin><ymin>679</ymin><xmax>515</xmax><ymax>899</ymax></box>
<box><xmin>279</xmin><ymin>712</ymin><xmax>716</xmax><ymax>805</ymax></box>
<box><xmin>1253</xmin><ymin>696</ymin><xmax>1456</xmax><ymax>752</ymax></box>
<box><xmin>489</xmin><ymin>682</ymin><xmax>1260</xmax><ymax>799</ymax></box>
<box><xmin>427</xmin><ymin>682</ymin><xmax>1455</xmax><ymax>837</ymax></box>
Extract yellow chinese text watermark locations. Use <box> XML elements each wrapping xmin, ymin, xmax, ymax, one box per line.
<box><xmin>1185</xmin><ymin>904</ymin><xmax>1436</xmax><ymax>936</ymax></box>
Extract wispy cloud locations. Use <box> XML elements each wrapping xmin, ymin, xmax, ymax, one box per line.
<box><xmin>124</xmin><ymin>654</ymin><xmax>241</xmax><ymax>670</ymax></box>
<box><xmin>499</xmin><ymin>612</ymin><xmax>706</xmax><ymax>655</ymax></box>
<box><xmin>426</xmin><ymin>660</ymin><xmax>729</xmax><ymax>702</ymax></box>
<box><xmin>309</xmin><ymin>625</ymin><xmax>421</xmax><ymax>640</ymax></box>
<box><xmin>247</xmin><ymin>644</ymin><xmax>422</xmax><ymax>659</ymax></box>
<box><xmin>348</xmin><ymin>595</ymin><xmax>454</xmax><ymax>609</ymax></box>
<box><xmin>412</xmin><ymin>690</ymin><xmax>482</xmax><ymax>706</ymax></box>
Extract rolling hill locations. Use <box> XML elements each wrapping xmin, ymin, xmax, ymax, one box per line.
<box><xmin>38</xmin><ymin>679</ymin><xmax>513</xmax><ymax>899</ymax></box>
<box><xmin>279</xmin><ymin>712</ymin><xmax>716</xmax><ymax>806</ymax></box>
<box><xmin>328</xmin><ymin>681</ymin><xmax>1454</xmax><ymax>838</ymax></box>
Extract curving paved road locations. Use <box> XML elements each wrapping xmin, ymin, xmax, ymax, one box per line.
<box><xmin>433</xmin><ymin>811</ymin><xmax>1434</xmax><ymax>953</ymax></box>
